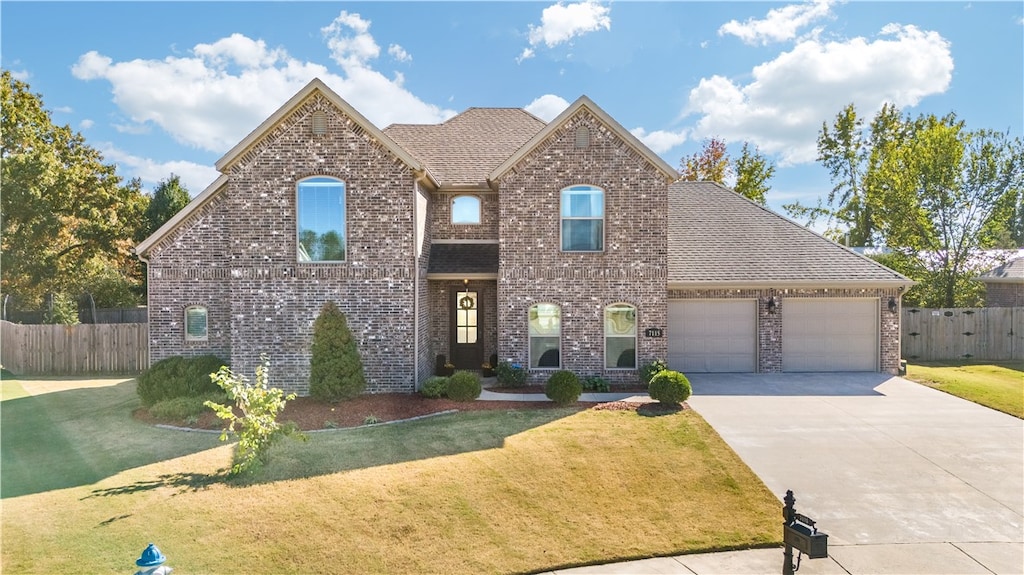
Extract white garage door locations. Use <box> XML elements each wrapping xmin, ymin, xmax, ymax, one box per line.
<box><xmin>668</xmin><ymin>300</ymin><xmax>756</xmax><ymax>372</ymax></box>
<box><xmin>782</xmin><ymin>298</ymin><xmax>878</xmax><ymax>371</ymax></box>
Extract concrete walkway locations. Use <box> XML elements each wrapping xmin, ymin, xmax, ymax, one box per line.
<box><xmin>522</xmin><ymin>374</ymin><xmax>1023</xmax><ymax>575</ymax></box>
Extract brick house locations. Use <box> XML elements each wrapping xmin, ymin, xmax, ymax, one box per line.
<box><xmin>977</xmin><ymin>256</ymin><xmax>1024</xmax><ymax>307</ymax></box>
<box><xmin>135</xmin><ymin>79</ymin><xmax>912</xmax><ymax>395</ymax></box>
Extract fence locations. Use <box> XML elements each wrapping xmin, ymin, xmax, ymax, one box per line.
<box><xmin>901</xmin><ymin>307</ymin><xmax>1023</xmax><ymax>362</ymax></box>
<box><xmin>3</xmin><ymin>306</ymin><xmax>148</xmax><ymax>325</ymax></box>
<box><xmin>1</xmin><ymin>321</ymin><xmax>148</xmax><ymax>375</ymax></box>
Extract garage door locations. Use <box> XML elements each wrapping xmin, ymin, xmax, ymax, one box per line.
<box><xmin>668</xmin><ymin>300</ymin><xmax>756</xmax><ymax>372</ymax></box>
<box><xmin>782</xmin><ymin>298</ymin><xmax>878</xmax><ymax>371</ymax></box>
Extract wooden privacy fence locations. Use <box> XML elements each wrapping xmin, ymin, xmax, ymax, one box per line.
<box><xmin>901</xmin><ymin>307</ymin><xmax>1023</xmax><ymax>362</ymax></box>
<box><xmin>1</xmin><ymin>321</ymin><xmax>148</xmax><ymax>375</ymax></box>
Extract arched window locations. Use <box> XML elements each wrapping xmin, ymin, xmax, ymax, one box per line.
<box><xmin>605</xmin><ymin>304</ymin><xmax>636</xmax><ymax>369</ymax></box>
<box><xmin>297</xmin><ymin>176</ymin><xmax>346</xmax><ymax>262</ymax></box>
<box><xmin>529</xmin><ymin>303</ymin><xmax>561</xmax><ymax>369</ymax></box>
<box><xmin>561</xmin><ymin>185</ymin><xmax>604</xmax><ymax>251</ymax></box>
<box><xmin>451</xmin><ymin>195</ymin><xmax>481</xmax><ymax>224</ymax></box>
<box><xmin>185</xmin><ymin>305</ymin><xmax>208</xmax><ymax>342</ymax></box>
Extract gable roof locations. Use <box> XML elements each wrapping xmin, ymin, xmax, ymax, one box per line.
<box><xmin>488</xmin><ymin>95</ymin><xmax>678</xmax><ymax>183</ymax></box>
<box><xmin>977</xmin><ymin>256</ymin><xmax>1024</xmax><ymax>284</ymax></box>
<box><xmin>667</xmin><ymin>181</ymin><xmax>913</xmax><ymax>288</ymax></box>
<box><xmin>385</xmin><ymin>108</ymin><xmax>546</xmax><ymax>189</ymax></box>
<box><xmin>135</xmin><ymin>174</ymin><xmax>230</xmax><ymax>258</ymax></box>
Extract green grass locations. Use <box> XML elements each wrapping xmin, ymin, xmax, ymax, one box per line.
<box><xmin>906</xmin><ymin>361</ymin><xmax>1024</xmax><ymax>418</ymax></box>
<box><xmin>2</xmin><ymin>378</ymin><xmax>781</xmax><ymax>574</ymax></box>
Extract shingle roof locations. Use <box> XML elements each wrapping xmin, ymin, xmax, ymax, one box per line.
<box><xmin>977</xmin><ymin>256</ymin><xmax>1024</xmax><ymax>284</ymax></box>
<box><xmin>427</xmin><ymin>243</ymin><xmax>499</xmax><ymax>276</ymax></box>
<box><xmin>667</xmin><ymin>181</ymin><xmax>912</xmax><ymax>287</ymax></box>
<box><xmin>384</xmin><ymin>108</ymin><xmax>546</xmax><ymax>188</ymax></box>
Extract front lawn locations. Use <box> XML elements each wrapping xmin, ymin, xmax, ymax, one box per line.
<box><xmin>2</xmin><ymin>377</ymin><xmax>781</xmax><ymax>574</ymax></box>
<box><xmin>906</xmin><ymin>361</ymin><xmax>1024</xmax><ymax>418</ymax></box>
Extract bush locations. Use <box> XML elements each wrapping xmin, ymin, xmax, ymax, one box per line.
<box><xmin>149</xmin><ymin>392</ymin><xmax>225</xmax><ymax>420</ymax></box>
<box><xmin>309</xmin><ymin>301</ymin><xmax>366</xmax><ymax>402</ymax></box>
<box><xmin>137</xmin><ymin>355</ymin><xmax>227</xmax><ymax>407</ymax></box>
<box><xmin>495</xmin><ymin>361</ymin><xmax>527</xmax><ymax>387</ymax></box>
<box><xmin>639</xmin><ymin>359</ymin><xmax>668</xmax><ymax>385</ymax></box>
<box><xmin>545</xmin><ymin>370</ymin><xmax>582</xmax><ymax>405</ymax></box>
<box><xmin>581</xmin><ymin>375</ymin><xmax>610</xmax><ymax>392</ymax></box>
<box><xmin>205</xmin><ymin>355</ymin><xmax>306</xmax><ymax>476</ymax></box>
<box><xmin>420</xmin><ymin>376</ymin><xmax>449</xmax><ymax>399</ymax></box>
<box><xmin>648</xmin><ymin>370</ymin><xmax>692</xmax><ymax>404</ymax></box>
<box><xmin>446</xmin><ymin>371</ymin><xmax>482</xmax><ymax>402</ymax></box>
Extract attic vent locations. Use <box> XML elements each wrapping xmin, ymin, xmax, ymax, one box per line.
<box><xmin>575</xmin><ymin>126</ymin><xmax>591</xmax><ymax>149</ymax></box>
<box><xmin>311</xmin><ymin>111</ymin><xmax>327</xmax><ymax>135</ymax></box>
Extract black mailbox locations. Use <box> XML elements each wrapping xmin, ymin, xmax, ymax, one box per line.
<box><xmin>783</xmin><ymin>520</ymin><xmax>828</xmax><ymax>559</ymax></box>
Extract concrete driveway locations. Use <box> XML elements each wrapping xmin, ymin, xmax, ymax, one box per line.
<box><xmin>684</xmin><ymin>373</ymin><xmax>1024</xmax><ymax>574</ymax></box>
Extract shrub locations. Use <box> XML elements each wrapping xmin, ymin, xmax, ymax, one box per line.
<box><xmin>495</xmin><ymin>361</ymin><xmax>527</xmax><ymax>387</ymax></box>
<box><xmin>446</xmin><ymin>371</ymin><xmax>482</xmax><ymax>402</ymax></box>
<box><xmin>648</xmin><ymin>370</ymin><xmax>692</xmax><ymax>404</ymax></box>
<box><xmin>309</xmin><ymin>301</ymin><xmax>366</xmax><ymax>402</ymax></box>
<box><xmin>639</xmin><ymin>359</ymin><xmax>669</xmax><ymax>385</ymax></box>
<box><xmin>149</xmin><ymin>392</ymin><xmax>225</xmax><ymax>420</ymax></box>
<box><xmin>205</xmin><ymin>355</ymin><xmax>306</xmax><ymax>476</ymax></box>
<box><xmin>137</xmin><ymin>355</ymin><xmax>227</xmax><ymax>407</ymax></box>
<box><xmin>545</xmin><ymin>370</ymin><xmax>582</xmax><ymax>405</ymax></box>
<box><xmin>420</xmin><ymin>376</ymin><xmax>449</xmax><ymax>399</ymax></box>
<box><xmin>43</xmin><ymin>292</ymin><xmax>79</xmax><ymax>325</ymax></box>
<box><xmin>582</xmin><ymin>375</ymin><xmax>610</xmax><ymax>392</ymax></box>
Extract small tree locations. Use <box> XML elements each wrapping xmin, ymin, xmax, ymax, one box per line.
<box><xmin>309</xmin><ymin>301</ymin><xmax>365</xmax><ymax>401</ymax></box>
<box><xmin>204</xmin><ymin>355</ymin><xmax>305</xmax><ymax>476</ymax></box>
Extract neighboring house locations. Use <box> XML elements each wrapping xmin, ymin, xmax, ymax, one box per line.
<box><xmin>135</xmin><ymin>79</ymin><xmax>913</xmax><ymax>395</ymax></box>
<box><xmin>977</xmin><ymin>256</ymin><xmax>1024</xmax><ymax>307</ymax></box>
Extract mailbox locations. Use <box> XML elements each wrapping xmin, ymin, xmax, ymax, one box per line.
<box><xmin>784</xmin><ymin>520</ymin><xmax>828</xmax><ymax>559</ymax></box>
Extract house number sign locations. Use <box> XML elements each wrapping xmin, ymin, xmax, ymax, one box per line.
<box><xmin>644</xmin><ymin>327</ymin><xmax>664</xmax><ymax>338</ymax></box>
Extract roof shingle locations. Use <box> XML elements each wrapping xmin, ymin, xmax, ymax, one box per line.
<box><xmin>667</xmin><ymin>181</ymin><xmax>911</xmax><ymax>286</ymax></box>
<box><xmin>427</xmin><ymin>243</ymin><xmax>499</xmax><ymax>275</ymax></box>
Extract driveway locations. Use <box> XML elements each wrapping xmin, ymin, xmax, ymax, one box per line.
<box><xmin>684</xmin><ymin>373</ymin><xmax>1024</xmax><ymax>574</ymax></box>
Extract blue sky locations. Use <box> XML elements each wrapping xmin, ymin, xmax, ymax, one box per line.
<box><xmin>3</xmin><ymin>1</ymin><xmax>1022</xmax><ymax>228</ymax></box>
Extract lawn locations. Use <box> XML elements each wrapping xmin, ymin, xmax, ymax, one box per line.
<box><xmin>2</xmin><ymin>376</ymin><xmax>781</xmax><ymax>574</ymax></box>
<box><xmin>905</xmin><ymin>361</ymin><xmax>1024</xmax><ymax>418</ymax></box>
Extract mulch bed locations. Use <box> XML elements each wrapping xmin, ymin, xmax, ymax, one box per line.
<box><xmin>134</xmin><ymin>392</ymin><xmax>685</xmax><ymax>432</ymax></box>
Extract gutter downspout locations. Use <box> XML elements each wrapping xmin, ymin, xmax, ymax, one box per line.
<box><xmin>134</xmin><ymin>249</ymin><xmax>152</xmax><ymax>369</ymax></box>
<box><xmin>412</xmin><ymin>182</ymin><xmax>420</xmax><ymax>392</ymax></box>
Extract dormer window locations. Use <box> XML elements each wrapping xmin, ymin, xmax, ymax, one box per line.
<box><xmin>451</xmin><ymin>195</ymin><xmax>481</xmax><ymax>225</ymax></box>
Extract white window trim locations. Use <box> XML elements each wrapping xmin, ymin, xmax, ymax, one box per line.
<box><xmin>296</xmin><ymin>176</ymin><xmax>347</xmax><ymax>263</ymax></box>
<box><xmin>528</xmin><ymin>303</ymin><xmax>561</xmax><ymax>370</ymax></box>
<box><xmin>604</xmin><ymin>303</ymin><xmax>637</xmax><ymax>370</ymax></box>
<box><xmin>560</xmin><ymin>185</ymin><xmax>605</xmax><ymax>253</ymax></box>
<box><xmin>184</xmin><ymin>305</ymin><xmax>208</xmax><ymax>342</ymax></box>
<box><xmin>451</xmin><ymin>194</ymin><xmax>482</xmax><ymax>225</ymax></box>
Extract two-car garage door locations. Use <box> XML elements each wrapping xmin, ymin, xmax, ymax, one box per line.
<box><xmin>667</xmin><ymin>298</ymin><xmax>879</xmax><ymax>372</ymax></box>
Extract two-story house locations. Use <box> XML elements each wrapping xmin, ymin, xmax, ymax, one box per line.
<box><xmin>135</xmin><ymin>79</ymin><xmax>912</xmax><ymax>395</ymax></box>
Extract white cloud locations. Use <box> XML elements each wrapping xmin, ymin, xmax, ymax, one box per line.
<box><xmin>99</xmin><ymin>144</ymin><xmax>220</xmax><ymax>196</ymax></box>
<box><xmin>72</xmin><ymin>11</ymin><xmax>455</xmax><ymax>154</ymax></box>
<box><xmin>520</xmin><ymin>1</ymin><xmax>610</xmax><ymax>61</ymax></box>
<box><xmin>685</xmin><ymin>24</ymin><xmax>953</xmax><ymax>165</ymax></box>
<box><xmin>388</xmin><ymin>44</ymin><xmax>411</xmax><ymax>62</ymax></box>
<box><xmin>630</xmin><ymin>127</ymin><xmax>688</xmax><ymax>154</ymax></box>
<box><xmin>54</xmin><ymin>105</ymin><xmax>73</xmax><ymax>113</ymax></box>
<box><xmin>79</xmin><ymin>119</ymin><xmax>95</xmax><ymax>130</ymax></box>
<box><xmin>9</xmin><ymin>69</ymin><xmax>30</xmax><ymax>81</ymax></box>
<box><xmin>525</xmin><ymin>94</ymin><xmax>570</xmax><ymax>121</ymax></box>
<box><xmin>719</xmin><ymin>0</ymin><xmax>834</xmax><ymax>45</ymax></box>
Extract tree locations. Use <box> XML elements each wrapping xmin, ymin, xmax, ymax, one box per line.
<box><xmin>679</xmin><ymin>137</ymin><xmax>731</xmax><ymax>183</ymax></box>
<box><xmin>309</xmin><ymin>301</ymin><xmax>365</xmax><ymax>401</ymax></box>
<box><xmin>1</xmin><ymin>70</ymin><xmax>148</xmax><ymax>309</ymax></box>
<box><xmin>734</xmin><ymin>142</ymin><xmax>776</xmax><ymax>206</ymax></box>
<box><xmin>139</xmin><ymin>174</ymin><xmax>191</xmax><ymax>241</ymax></box>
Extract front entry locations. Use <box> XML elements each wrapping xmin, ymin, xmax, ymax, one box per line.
<box><xmin>450</xmin><ymin>287</ymin><xmax>482</xmax><ymax>370</ymax></box>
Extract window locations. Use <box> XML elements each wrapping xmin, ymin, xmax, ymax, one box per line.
<box><xmin>185</xmin><ymin>306</ymin><xmax>208</xmax><ymax>342</ymax></box>
<box><xmin>561</xmin><ymin>185</ymin><xmax>604</xmax><ymax>251</ymax></box>
<box><xmin>297</xmin><ymin>177</ymin><xmax>346</xmax><ymax>262</ymax></box>
<box><xmin>605</xmin><ymin>304</ymin><xmax>636</xmax><ymax>369</ymax></box>
<box><xmin>451</xmin><ymin>195</ymin><xmax>481</xmax><ymax>224</ymax></box>
<box><xmin>529</xmin><ymin>303</ymin><xmax>561</xmax><ymax>368</ymax></box>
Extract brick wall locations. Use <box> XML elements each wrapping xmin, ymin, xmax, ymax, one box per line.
<box><xmin>430</xmin><ymin>191</ymin><xmax>499</xmax><ymax>240</ymax></box>
<box><xmin>984</xmin><ymin>283</ymin><xmax>1024</xmax><ymax>307</ymax></box>
<box><xmin>495</xmin><ymin>108</ymin><xmax>670</xmax><ymax>384</ymax></box>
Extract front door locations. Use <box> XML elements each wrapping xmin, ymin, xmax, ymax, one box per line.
<box><xmin>450</xmin><ymin>287</ymin><xmax>482</xmax><ymax>370</ymax></box>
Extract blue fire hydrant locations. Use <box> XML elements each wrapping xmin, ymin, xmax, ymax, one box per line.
<box><xmin>134</xmin><ymin>543</ymin><xmax>172</xmax><ymax>575</ymax></box>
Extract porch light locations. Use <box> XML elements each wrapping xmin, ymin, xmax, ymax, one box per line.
<box><xmin>888</xmin><ymin>296</ymin><xmax>898</xmax><ymax>314</ymax></box>
<box><xmin>766</xmin><ymin>296</ymin><xmax>779</xmax><ymax>315</ymax></box>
